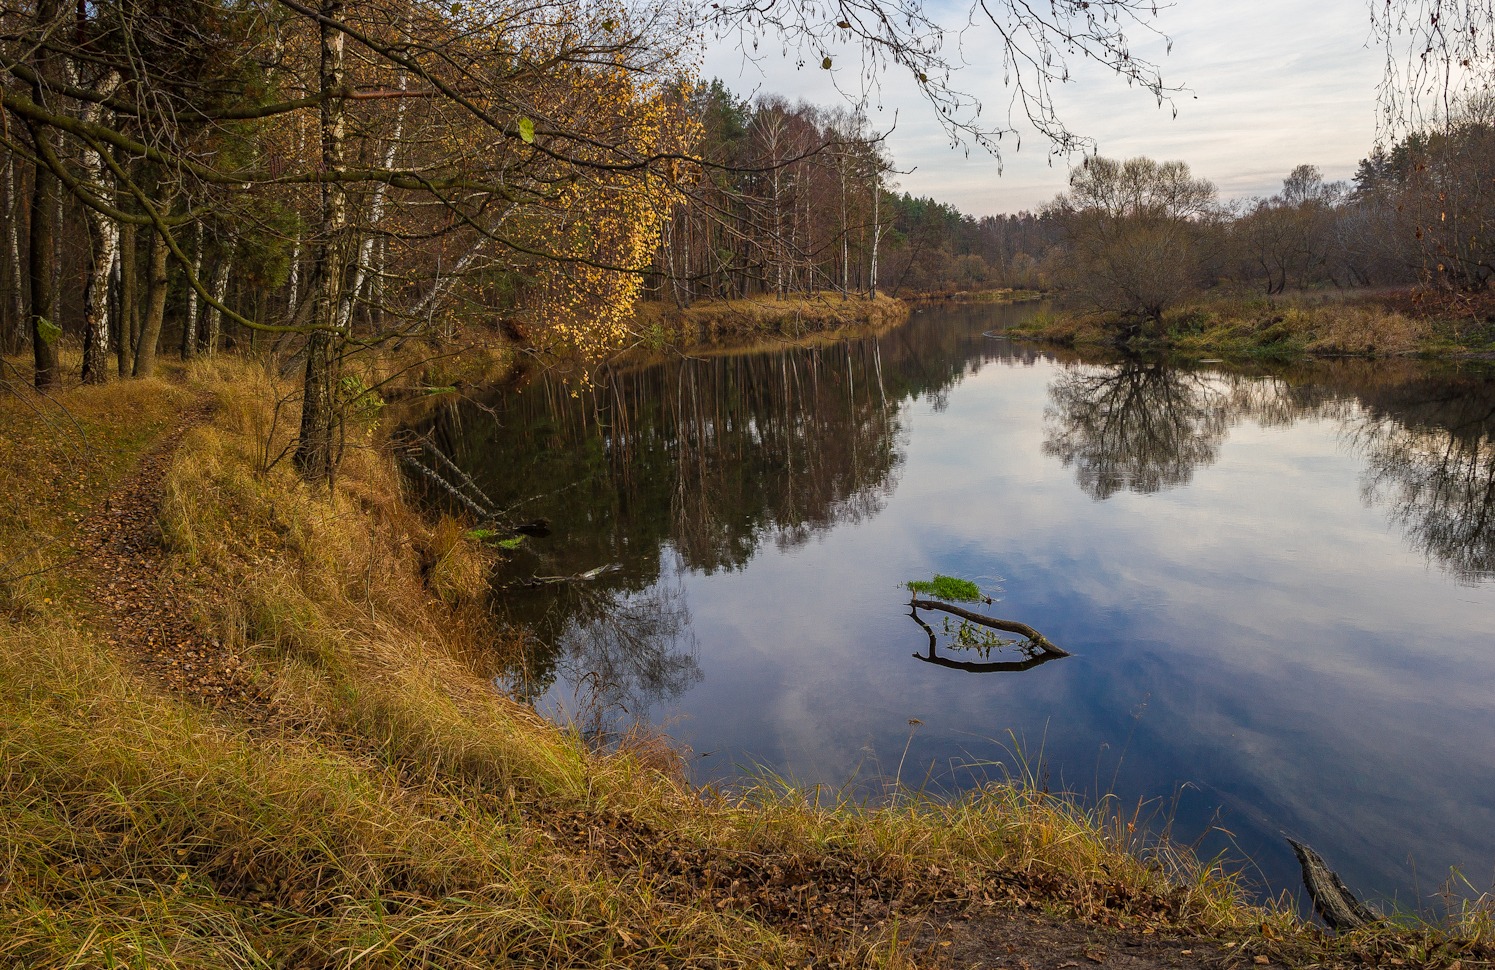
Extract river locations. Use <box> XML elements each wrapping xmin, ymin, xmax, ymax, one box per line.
<box><xmin>420</xmin><ymin>301</ymin><xmax>1495</xmax><ymax>916</ymax></box>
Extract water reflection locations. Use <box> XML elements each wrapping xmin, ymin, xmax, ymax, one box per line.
<box><xmin>410</xmin><ymin>303</ymin><xmax>1495</xmax><ymax>909</ymax></box>
<box><xmin>1351</xmin><ymin>375</ymin><xmax>1495</xmax><ymax>584</ymax></box>
<box><xmin>1042</xmin><ymin>362</ymin><xmax>1234</xmax><ymax>499</ymax></box>
<box><xmin>1039</xmin><ymin>358</ymin><xmax>1495</xmax><ymax>582</ymax></box>
<box><xmin>424</xmin><ymin>308</ymin><xmax>1039</xmax><ymax>718</ymax></box>
<box><xmin>506</xmin><ymin>579</ymin><xmax>702</xmax><ymax>736</ymax></box>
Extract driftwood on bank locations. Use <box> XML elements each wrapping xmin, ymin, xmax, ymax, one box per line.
<box><xmin>1287</xmin><ymin>838</ymin><xmax>1379</xmax><ymax>932</ymax></box>
<box><xmin>908</xmin><ymin>598</ymin><xmax>1071</xmax><ymax>657</ymax></box>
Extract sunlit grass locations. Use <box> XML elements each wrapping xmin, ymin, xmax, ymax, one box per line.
<box><xmin>1</xmin><ymin>346</ymin><xmax>192</xmax><ymax>614</ymax></box>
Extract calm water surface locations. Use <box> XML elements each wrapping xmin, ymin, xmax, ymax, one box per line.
<box><xmin>426</xmin><ymin>302</ymin><xmax>1495</xmax><ymax>913</ymax></box>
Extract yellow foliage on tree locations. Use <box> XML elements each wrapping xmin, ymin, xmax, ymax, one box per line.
<box><xmin>520</xmin><ymin>64</ymin><xmax>702</xmax><ymax>362</ymax></box>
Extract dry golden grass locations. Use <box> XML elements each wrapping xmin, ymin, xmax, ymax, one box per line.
<box><xmin>902</xmin><ymin>288</ymin><xmax>1045</xmax><ymax>304</ymax></box>
<box><xmin>0</xmin><ymin>622</ymin><xmax>822</xmax><ymax>968</ymax></box>
<box><xmin>1</xmin><ymin>349</ymin><xmax>193</xmax><ymax>614</ymax></box>
<box><xmin>633</xmin><ymin>294</ymin><xmax>910</xmax><ymax>351</ymax></box>
<box><xmin>1171</xmin><ymin>296</ymin><xmax>1430</xmax><ymax>357</ymax></box>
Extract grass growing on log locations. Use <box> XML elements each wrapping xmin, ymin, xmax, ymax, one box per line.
<box><xmin>905</xmin><ymin>575</ymin><xmax>984</xmax><ymax>603</ymax></box>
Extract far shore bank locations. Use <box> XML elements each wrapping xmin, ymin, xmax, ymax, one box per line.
<box><xmin>630</xmin><ymin>293</ymin><xmax>911</xmax><ymax>351</ymax></box>
<box><xmin>900</xmin><ymin>287</ymin><xmax>1046</xmax><ymax>305</ymax></box>
<box><xmin>1008</xmin><ymin>288</ymin><xmax>1495</xmax><ymax>361</ymax></box>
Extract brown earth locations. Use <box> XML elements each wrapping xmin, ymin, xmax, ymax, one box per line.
<box><xmin>918</xmin><ymin>910</ymin><xmax>1243</xmax><ymax>970</ymax></box>
<box><xmin>72</xmin><ymin>395</ymin><xmax>271</xmax><ymax>723</ymax></box>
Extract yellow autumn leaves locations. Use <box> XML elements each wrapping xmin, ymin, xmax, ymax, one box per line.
<box><xmin>525</xmin><ymin>65</ymin><xmax>702</xmax><ymax>362</ymax></box>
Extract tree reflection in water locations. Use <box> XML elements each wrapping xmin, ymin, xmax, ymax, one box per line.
<box><xmin>441</xmin><ymin>329</ymin><xmax>942</xmax><ymax>725</ymax></box>
<box><xmin>503</xmin><ymin>578</ymin><xmax>701</xmax><ymax>741</ymax></box>
<box><xmin>1351</xmin><ymin>375</ymin><xmax>1495</xmax><ymax>584</ymax></box>
<box><xmin>1041</xmin><ymin>356</ymin><xmax>1495</xmax><ymax>582</ymax></box>
<box><xmin>1042</xmin><ymin>361</ymin><xmax>1234</xmax><ymax>499</ymax></box>
<box><xmin>415</xmin><ymin>305</ymin><xmax>1495</xmax><ymax>737</ymax></box>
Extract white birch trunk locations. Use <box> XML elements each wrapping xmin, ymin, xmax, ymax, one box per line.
<box><xmin>336</xmin><ymin>14</ymin><xmax>410</xmax><ymax>333</ymax></box>
<box><xmin>205</xmin><ymin>254</ymin><xmax>231</xmax><ymax>354</ymax></box>
<box><xmin>181</xmin><ymin>229</ymin><xmax>202</xmax><ymax>360</ymax></box>
<box><xmin>75</xmin><ymin>68</ymin><xmax>122</xmax><ymax>382</ymax></box>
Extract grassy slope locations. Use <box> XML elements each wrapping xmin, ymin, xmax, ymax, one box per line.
<box><xmin>3</xmin><ymin>349</ymin><xmax>1490</xmax><ymax>967</ymax></box>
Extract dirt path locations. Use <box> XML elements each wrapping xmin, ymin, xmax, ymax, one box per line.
<box><xmin>74</xmin><ymin>396</ymin><xmax>270</xmax><ymax>723</ymax></box>
<box><xmin>918</xmin><ymin>909</ymin><xmax>1245</xmax><ymax>970</ymax></box>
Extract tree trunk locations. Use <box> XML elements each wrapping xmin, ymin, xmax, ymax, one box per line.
<box><xmin>81</xmin><ymin>220</ymin><xmax>118</xmax><ymax>384</ymax></box>
<box><xmin>294</xmin><ymin>0</ymin><xmax>349</xmax><ymax>483</ymax></box>
<box><xmin>337</xmin><ymin>14</ymin><xmax>408</xmax><ymax>334</ymax></box>
<box><xmin>25</xmin><ymin>0</ymin><xmax>62</xmax><ymax>389</ymax></box>
<box><xmin>204</xmin><ymin>253</ymin><xmax>231</xmax><ymax>355</ymax></box>
<box><xmin>133</xmin><ymin>203</ymin><xmax>173</xmax><ymax>378</ymax></box>
<box><xmin>180</xmin><ymin>228</ymin><xmax>202</xmax><ymax>360</ymax></box>
<box><xmin>117</xmin><ymin>219</ymin><xmax>137</xmax><ymax>377</ymax></box>
<box><xmin>78</xmin><ymin>74</ymin><xmax>123</xmax><ymax>385</ymax></box>
<box><xmin>2</xmin><ymin>149</ymin><xmax>25</xmax><ymax>355</ymax></box>
<box><xmin>869</xmin><ymin>177</ymin><xmax>881</xmax><ymax>300</ymax></box>
<box><xmin>27</xmin><ymin>119</ymin><xmax>60</xmax><ymax>390</ymax></box>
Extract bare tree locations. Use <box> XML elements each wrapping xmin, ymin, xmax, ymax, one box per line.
<box><xmin>708</xmin><ymin>0</ymin><xmax>1181</xmax><ymax>160</ymax></box>
<box><xmin>1234</xmin><ymin>164</ymin><xmax>1346</xmax><ymax>294</ymax></box>
<box><xmin>1050</xmin><ymin>156</ymin><xmax>1217</xmax><ymax>338</ymax></box>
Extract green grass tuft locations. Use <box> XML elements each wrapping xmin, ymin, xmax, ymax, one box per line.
<box><xmin>905</xmin><ymin>574</ymin><xmax>983</xmax><ymax>602</ymax></box>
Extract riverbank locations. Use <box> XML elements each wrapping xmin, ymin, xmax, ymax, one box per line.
<box><xmin>632</xmin><ymin>294</ymin><xmax>910</xmax><ymax>351</ymax></box>
<box><xmin>1009</xmin><ymin>289</ymin><xmax>1495</xmax><ymax>359</ymax></box>
<box><xmin>2</xmin><ymin>348</ymin><xmax>1490</xmax><ymax>966</ymax></box>
<box><xmin>902</xmin><ymin>287</ymin><xmax>1046</xmax><ymax>305</ymax></box>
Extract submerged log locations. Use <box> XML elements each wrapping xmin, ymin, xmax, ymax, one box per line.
<box><xmin>908</xmin><ymin>599</ymin><xmax>1070</xmax><ymax>657</ymax></box>
<box><xmin>514</xmin><ymin>564</ymin><xmax>620</xmax><ymax>587</ymax></box>
<box><xmin>908</xmin><ymin>608</ymin><xmax>1067</xmax><ymax>672</ymax></box>
<box><xmin>1286</xmin><ymin>837</ymin><xmax>1379</xmax><ymax>932</ymax></box>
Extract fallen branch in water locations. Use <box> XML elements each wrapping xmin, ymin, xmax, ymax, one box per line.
<box><xmin>908</xmin><ymin>598</ymin><xmax>1070</xmax><ymax>657</ymax></box>
<box><xmin>513</xmin><ymin>564</ymin><xmax>621</xmax><ymax>588</ymax></box>
<box><xmin>908</xmin><ymin>608</ymin><xmax>1067</xmax><ymax>672</ymax></box>
<box><xmin>396</xmin><ymin>452</ymin><xmax>495</xmax><ymax>522</ymax></box>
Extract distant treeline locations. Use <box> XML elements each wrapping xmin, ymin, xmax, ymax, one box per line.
<box><xmin>646</xmin><ymin>87</ymin><xmax>1495</xmax><ymax>316</ymax></box>
<box><xmin>645</xmin><ymin>80</ymin><xmax>1057</xmax><ymax>303</ymax></box>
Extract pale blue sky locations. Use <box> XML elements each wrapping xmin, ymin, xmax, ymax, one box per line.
<box><xmin>703</xmin><ymin>0</ymin><xmax>1385</xmax><ymax>216</ymax></box>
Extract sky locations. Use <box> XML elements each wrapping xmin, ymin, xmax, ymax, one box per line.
<box><xmin>701</xmin><ymin>0</ymin><xmax>1387</xmax><ymax>217</ymax></box>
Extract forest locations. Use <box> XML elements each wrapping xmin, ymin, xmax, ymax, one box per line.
<box><xmin>6</xmin><ymin>0</ymin><xmax>1494</xmax><ymax>477</ymax></box>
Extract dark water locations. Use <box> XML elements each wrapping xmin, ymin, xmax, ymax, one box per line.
<box><xmin>423</xmin><ymin>302</ymin><xmax>1495</xmax><ymax>915</ymax></box>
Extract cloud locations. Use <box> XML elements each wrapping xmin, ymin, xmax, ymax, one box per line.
<box><xmin>703</xmin><ymin>0</ymin><xmax>1382</xmax><ymax>214</ymax></box>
